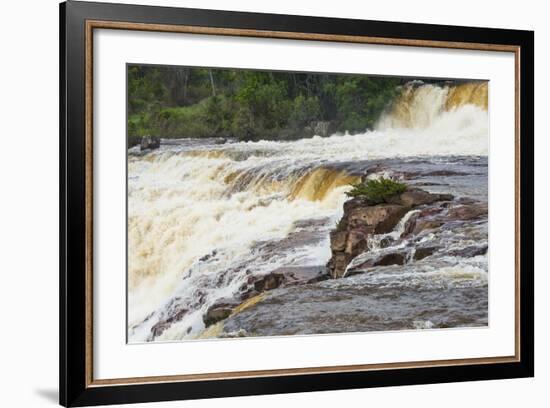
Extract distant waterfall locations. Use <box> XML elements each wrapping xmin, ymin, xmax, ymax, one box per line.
<box><xmin>377</xmin><ymin>81</ymin><xmax>488</xmax><ymax>130</ymax></box>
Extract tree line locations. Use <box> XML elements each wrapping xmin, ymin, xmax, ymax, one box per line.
<box><xmin>128</xmin><ymin>65</ymin><xmax>404</xmax><ymax>145</ymax></box>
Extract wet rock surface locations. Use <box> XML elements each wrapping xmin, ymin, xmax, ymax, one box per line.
<box><xmin>221</xmin><ymin>181</ymin><xmax>489</xmax><ymax>337</ymax></box>
<box><xmin>149</xmin><ymin>304</ymin><xmax>188</xmax><ymax>339</ymax></box>
<box><xmin>348</xmin><ymin>204</ymin><xmax>410</xmax><ymax>233</ymax></box>
<box><xmin>414</xmin><ymin>246</ymin><xmax>439</xmax><ymax>260</ymax></box>
<box><xmin>327</xmin><ymin>187</ymin><xmax>454</xmax><ymax>278</ymax></box>
<box><xmin>203</xmin><ymin>301</ymin><xmax>237</xmax><ymax>327</ymax></box>
<box><xmin>140</xmin><ymin>136</ymin><xmax>160</xmax><ymax>151</ymax></box>
<box><xmin>129</xmin><ymin>155</ymin><xmax>489</xmax><ymax>341</ymax></box>
<box><xmin>447</xmin><ymin>203</ymin><xmax>488</xmax><ymax>220</ymax></box>
<box><xmin>222</xmin><ymin>282</ymin><xmax>488</xmax><ymax>337</ymax></box>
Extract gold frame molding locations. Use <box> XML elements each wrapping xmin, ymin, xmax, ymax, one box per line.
<box><xmin>84</xmin><ymin>20</ymin><xmax>522</xmax><ymax>388</ymax></box>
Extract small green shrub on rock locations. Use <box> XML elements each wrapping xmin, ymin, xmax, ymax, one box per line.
<box><xmin>346</xmin><ymin>178</ymin><xmax>407</xmax><ymax>204</ymax></box>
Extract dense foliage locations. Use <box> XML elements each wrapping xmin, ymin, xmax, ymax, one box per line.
<box><xmin>128</xmin><ymin>65</ymin><xmax>402</xmax><ymax>144</ymax></box>
<box><xmin>346</xmin><ymin>178</ymin><xmax>407</xmax><ymax>204</ymax></box>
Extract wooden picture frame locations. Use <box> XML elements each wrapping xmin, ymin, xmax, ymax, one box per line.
<box><xmin>60</xmin><ymin>1</ymin><xmax>534</xmax><ymax>406</ymax></box>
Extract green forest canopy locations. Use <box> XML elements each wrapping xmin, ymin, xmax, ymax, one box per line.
<box><xmin>128</xmin><ymin>65</ymin><xmax>404</xmax><ymax>145</ymax></box>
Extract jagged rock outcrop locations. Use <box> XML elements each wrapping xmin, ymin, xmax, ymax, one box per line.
<box><xmin>203</xmin><ymin>300</ymin><xmax>240</xmax><ymax>327</ymax></box>
<box><xmin>203</xmin><ymin>266</ymin><xmax>328</xmax><ymax>327</ymax></box>
<box><xmin>327</xmin><ymin>188</ymin><xmax>453</xmax><ymax>278</ymax></box>
<box><xmin>447</xmin><ymin>203</ymin><xmax>488</xmax><ymax>220</ymax></box>
<box><xmin>140</xmin><ymin>136</ymin><xmax>160</xmax><ymax>151</ymax></box>
<box><xmin>253</xmin><ymin>272</ymin><xmax>285</xmax><ymax>292</ymax></box>
<box><xmin>347</xmin><ymin>204</ymin><xmax>410</xmax><ymax>234</ymax></box>
<box><xmin>389</xmin><ymin>189</ymin><xmax>453</xmax><ymax>207</ymax></box>
<box><xmin>413</xmin><ymin>246</ymin><xmax>439</xmax><ymax>261</ymax></box>
<box><xmin>150</xmin><ymin>307</ymin><xmax>188</xmax><ymax>338</ymax></box>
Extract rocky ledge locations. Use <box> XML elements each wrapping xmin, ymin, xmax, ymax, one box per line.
<box><xmin>148</xmin><ymin>185</ymin><xmax>488</xmax><ymax>338</ymax></box>
<box><xmin>327</xmin><ymin>188</ymin><xmax>454</xmax><ymax>278</ymax></box>
<box><xmin>202</xmin><ymin>265</ymin><xmax>328</xmax><ymax>328</ymax></box>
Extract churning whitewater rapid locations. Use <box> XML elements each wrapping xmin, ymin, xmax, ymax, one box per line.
<box><xmin>127</xmin><ymin>81</ymin><xmax>489</xmax><ymax>342</ymax></box>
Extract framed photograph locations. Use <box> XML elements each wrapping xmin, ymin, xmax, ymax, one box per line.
<box><xmin>60</xmin><ymin>1</ymin><xmax>534</xmax><ymax>406</ymax></box>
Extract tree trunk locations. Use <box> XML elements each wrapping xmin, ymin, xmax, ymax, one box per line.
<box><xmin>182</xmin><ymin>69</ymin><xmax>189</xmax><ymax>104</ymax></box>
<box><xmin>208</xmin><ymin>69</ymin><xmax>216</xmax><ymax>97</ymax></box>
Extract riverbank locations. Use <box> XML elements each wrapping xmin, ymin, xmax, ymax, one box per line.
<box><xmin>128</xmin><ymin>66</ymin><xmax>402</xmax><ymax>143</ymax></box>
<box><xmin>128</xmin><ymin>66</ymin><xmax>487</xmax><ymax>145</ymax></box>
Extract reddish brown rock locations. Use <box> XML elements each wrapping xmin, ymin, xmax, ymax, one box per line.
<box><xmin>447</xmin><ymin>203</ymin><xmax>488</xmax><ymax>220</ymax></box>
<box><xmin>327</xmin><ymin>186</ymin><xmax>456</xmax><ymax>279</ymax></box>
<box><xmin>330</xmin><ymin>230</ymin><xmax>348</xmax><ymax>252</ymax></box>
<box><xmin>203</xmin><ymin>303</ymin><xmax>235</xmax><ymax>327</ymax></box>
<box><xmin>348</xmin><ymin>204</ymin><xmax>409</xmax><ymax>233</ymax></box>
<box><xmin>327</xmin><ymin>203</ymin><xmax>408</xmax><ymax>278</ymax></box>
<box><xmin>343</xmin><ymin>197</ymin><xmax>368</xmax><ymax>213</ymax></box>
<box><xmin>419</xmin><ymin>206</ymin><xmax>444</xmax><ymax>217</ymax></box>
<box><xmin>396</xmin><ymin>189</ymin><xmax>453</xmax><ymax>207</ymax></box>
<box><xmin>400</xmin><ymin>211</ymin><xmax>420</xmax><ymax>238</ymax></box>
<box><xmin>413</xmin><ymin>220</ymin><xmax>444</xmax><ymax>235</ymax></box>
<box><xmin>348</xmin><ymin>251</ymin><xmax>407</xmax><ymax>272</ymax></box>
<box><xmin>344</xmin><ymin>226</ymin><xmax>372</xmax><ymax>257</ymax></box>
<box><xmin>327</xmin><ymin>252</ymin><xmax>351</xmax><ymax>279</ymax></box>
<box><xmin>253</xmin><ymin>272</ymin><xmax>285</xmax><ymax>292</ymax></box>
<box><xmin>151</xmin><ymin>308</ymin><xmax>188</xmax><ymax>337</ymax></box>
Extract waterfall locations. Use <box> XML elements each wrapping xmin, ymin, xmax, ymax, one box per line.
<box><xmin>127</xmin><ymin>81</ymin><xmax>489</xmax><ymax>342</ymax></box>
<box><xmin>127</xmin><ymin>155</ymin><xmax>355</xmax><ymax>339</ymax></box>
<box><xmin>377</xmin><ymin>81</ymin><xmax>488</xmax><ymax>130</ymax></box>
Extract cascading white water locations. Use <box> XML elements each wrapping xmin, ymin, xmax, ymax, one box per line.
<box><xmin>376</xmin><ymin>81</ymin><xmax>488</xmax><ymax>130</ymax></box>
<box><xmin>127</xmin><ymin>153</ymin><xmax>351</xmax><ymax>338</ymax></box>
<box><xmin>377</xmin><ymin>84</ymin><xmax>450</xmax><ymax>129</ymax></box>
<box><xmin>127</xmin><ymin>81</ymin><xmax>489</xmax><ymax>342</ymax></box>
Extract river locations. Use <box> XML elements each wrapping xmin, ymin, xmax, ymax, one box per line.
<box><xmin>127</xmin><ymin>82</ymin><xmax>489</xmax><ymax>342</ymax></box>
